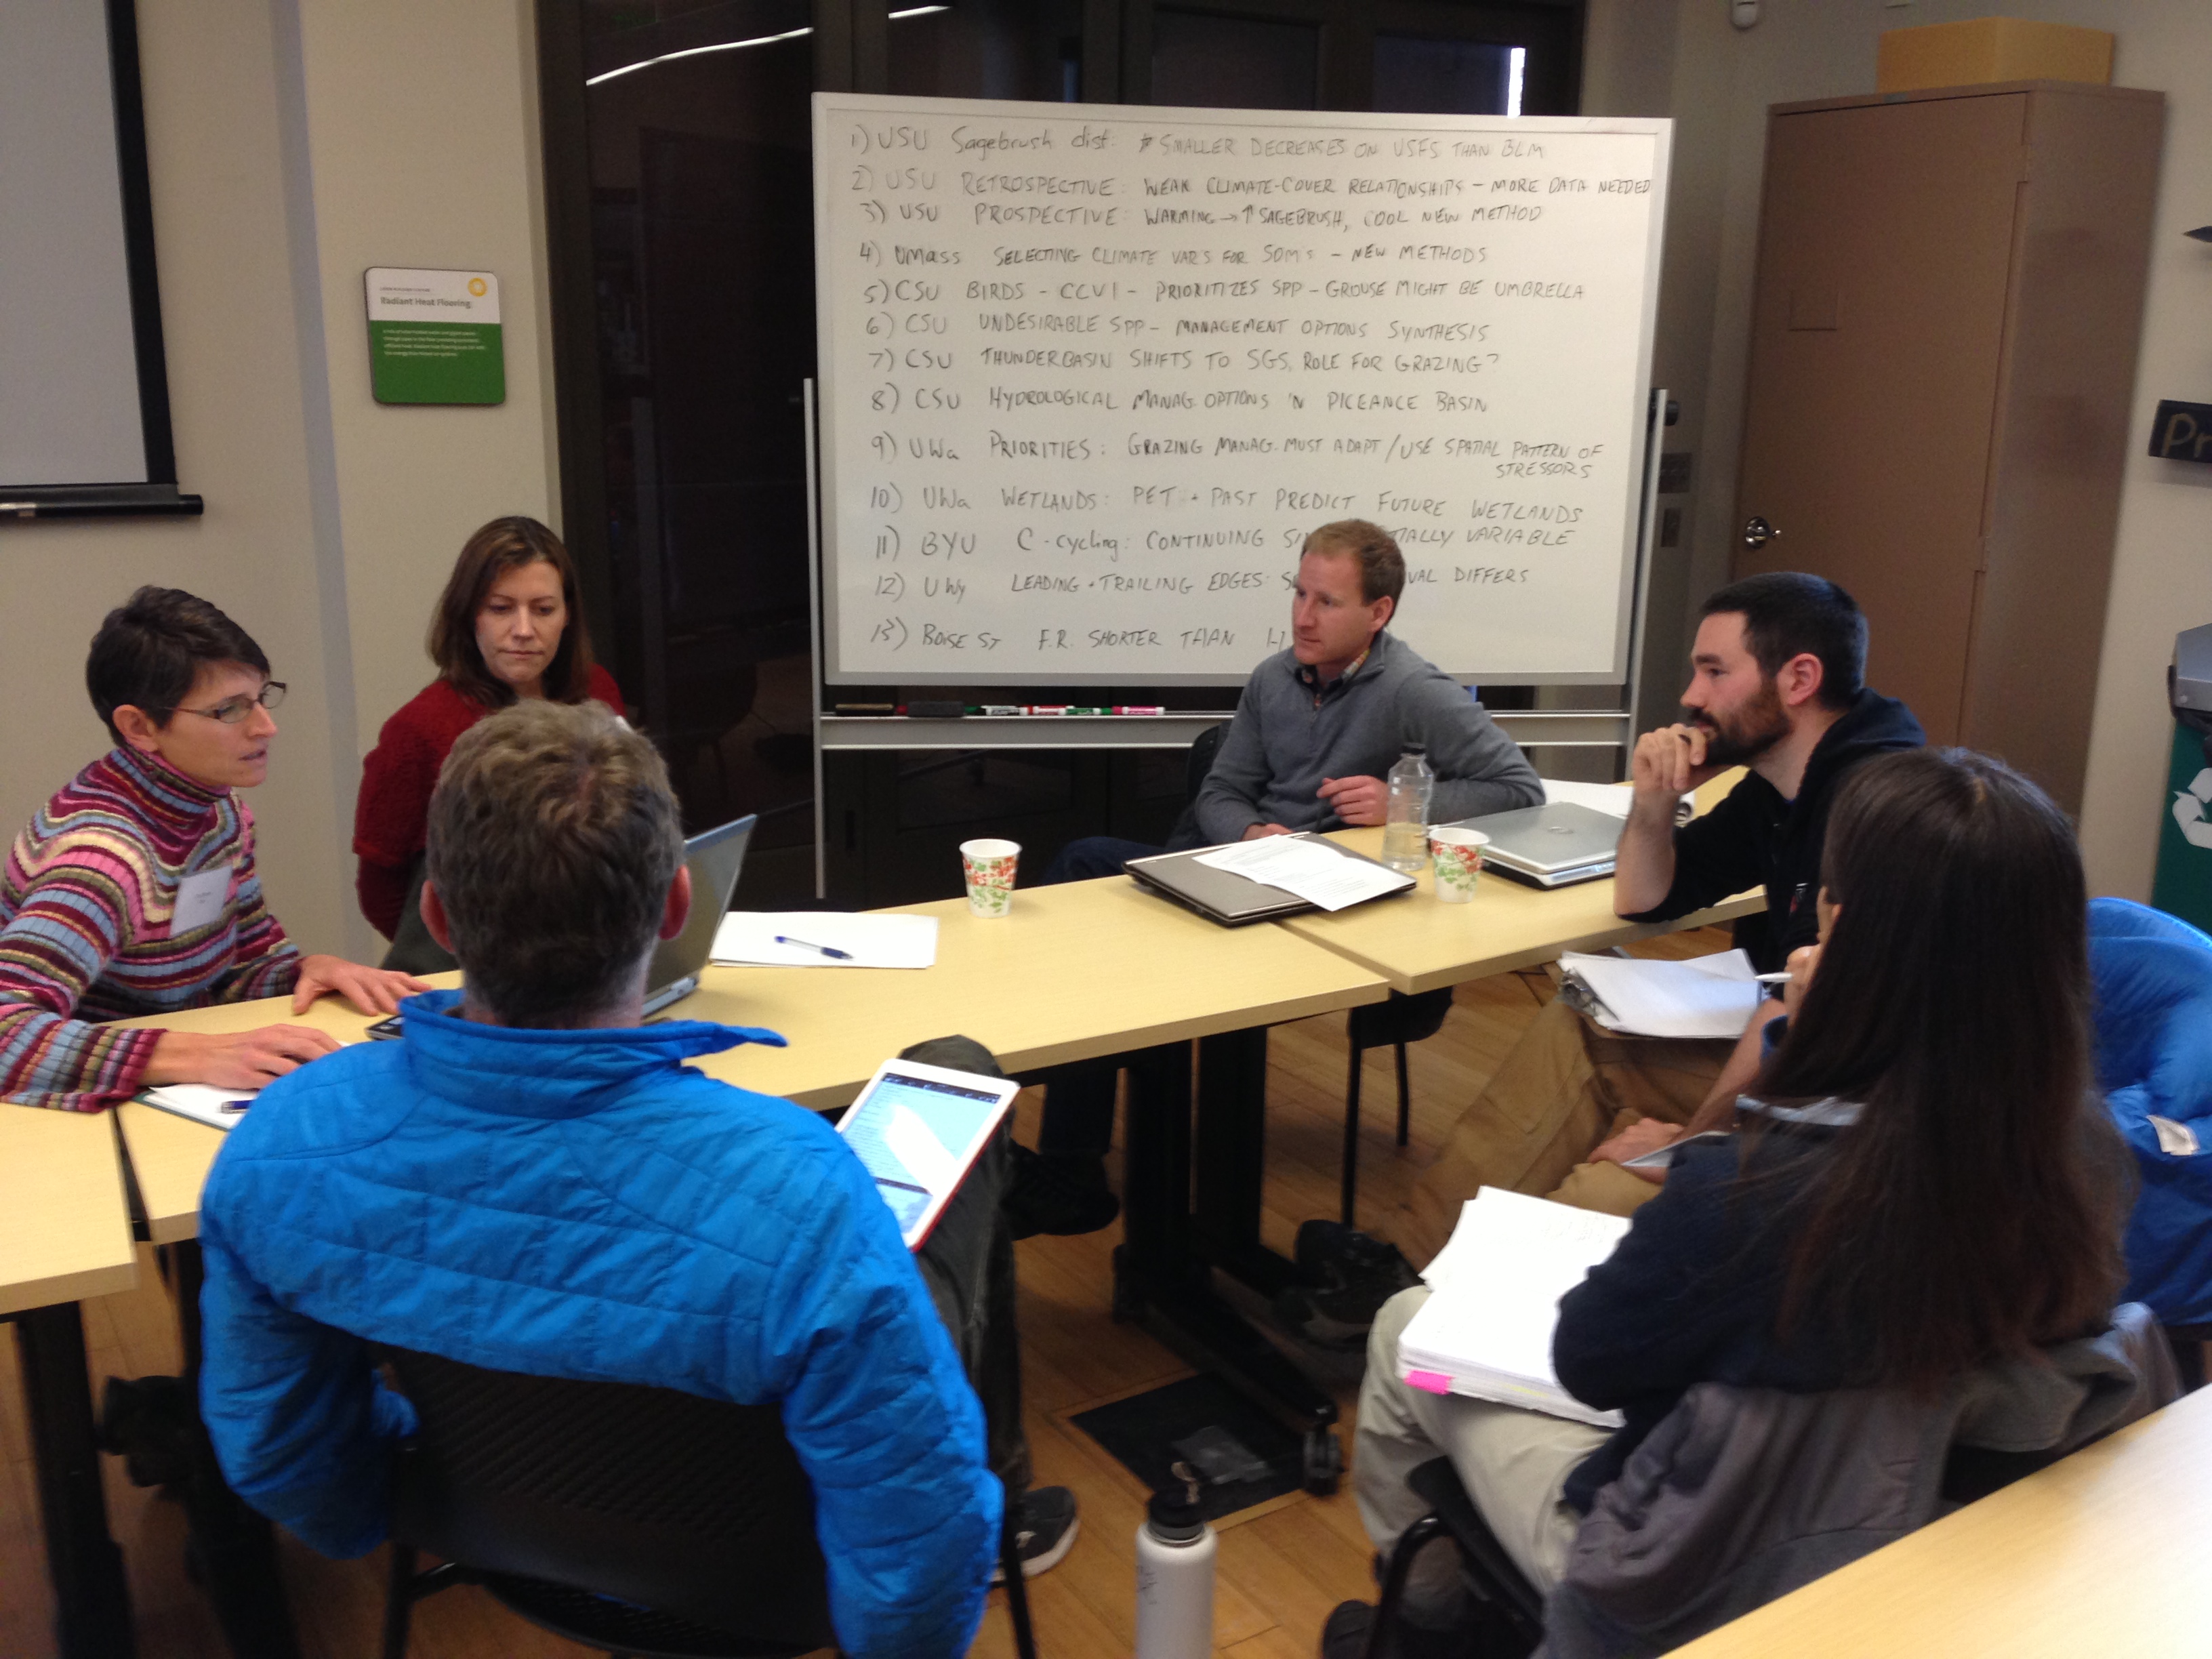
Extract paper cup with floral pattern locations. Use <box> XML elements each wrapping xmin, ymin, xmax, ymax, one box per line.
<box><xmin>1429</xmin><ymin>827</ymin><xmax>1490</xmax><ymax>903</ymax></box>
<box><xmin>959</xmin><ymin>838</ymin><xmax>1021</xmax><ymax>918</ymax></box>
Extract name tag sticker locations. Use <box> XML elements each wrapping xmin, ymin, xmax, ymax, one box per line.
<box><xmin>2149</xmin><ymin>1114</ymin><xmax>2200</xmax><ymax>1158</ymax></box>
<box><xmin>172</xmin><ymin>867</ymin><xmax>232</xmax><ymax>935</ymax></box>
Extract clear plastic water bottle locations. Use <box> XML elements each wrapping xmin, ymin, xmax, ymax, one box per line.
<box><xmin>1381</xmin><ymin>745</ymin><xmax>1435</xmax><ymax>872</ymax></box>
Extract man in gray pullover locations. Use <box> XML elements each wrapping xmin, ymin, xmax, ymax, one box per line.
<box><xmin>1193</xmin><ymin>521</ymin><xmax>1540</xmax><ymax>843</ymax></box>
<box><xmin>1010</xmin><ymin>522</ymin><xmax>1540</xmax><ymax>1240</ymax></box>
<box><xmin>1042</xmin><ymin>519</ymin><xmax>1540</xmax><ymax>880</ymax></box>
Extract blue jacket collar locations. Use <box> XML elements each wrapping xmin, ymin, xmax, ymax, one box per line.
<box><xmin>397</xmin><ymin>989</ymin><xmax>787</xmax><ymax>1118</ymax></box>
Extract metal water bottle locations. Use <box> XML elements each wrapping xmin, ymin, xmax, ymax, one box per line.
<box><xmin>1135</xmin><ymin>1462</ymin><xmax>1216</xmax><ymax>1659</ymax></box>
<box><xmin>1380</xmin><ymin>744</ymin><xmax>1435</xmax><ymax>872</ymax></box>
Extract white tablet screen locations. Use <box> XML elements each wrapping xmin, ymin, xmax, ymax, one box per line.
<box><xmin>838</xmin><ymin>1065</ymin><xmax>1012</xmax><ymax>1246</ymax></box>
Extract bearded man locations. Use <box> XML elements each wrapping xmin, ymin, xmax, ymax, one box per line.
<box><xmin>1278</xmin><ymin>573</ymin><xmax>1927</xmax><ymax>1347</ymax></box>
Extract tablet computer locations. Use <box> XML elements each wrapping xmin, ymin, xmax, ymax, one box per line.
<box><xmin>836</xmin><ymin>1057</ymin><xmax>1019</xmax><ymax>1249</ymax></box>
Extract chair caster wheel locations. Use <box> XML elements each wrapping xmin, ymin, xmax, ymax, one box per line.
<box><xmin>1303</xmin><ymin>1427</ymin><xmax>1343</xmax><ymax>1496</ymax></box>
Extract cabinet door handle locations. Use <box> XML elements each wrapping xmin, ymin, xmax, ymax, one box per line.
<box><xmin>1742</xmin><ymin>515</ymin><xmax>1778</xmax><ymax>550</ymax></box>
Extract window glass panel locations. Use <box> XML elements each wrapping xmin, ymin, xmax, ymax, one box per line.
<box><xmin>888</xmin><ymin>0</ymin><xmax>1084</xmax><ymax>102</ymax></box>
<box><xmin>1373</xmin><ymin>33</ymin><xmax>1519</xmax><ymax>117</ymax></box>
<box><xmin>1151</xmin><ymin>9</ymin><xmax>1319</xmax><ymax>111</ymax></box>
<box><xmin>583</xmin><ymin>0</ymin><xmax>818</xmax><ymax>901</ymax></box>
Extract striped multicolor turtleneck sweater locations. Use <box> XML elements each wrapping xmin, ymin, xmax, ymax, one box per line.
<box><xmin>1</xmin><ymin>745</ymin><xmax>300</xmax><ymax>1111</ymax></box>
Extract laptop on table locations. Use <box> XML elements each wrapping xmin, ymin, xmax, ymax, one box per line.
<box><xmin>1124</xmin><ymin>833</ymin><xmax>1414</xmax><ymax>925</ymax></box>
<box><xmin>1443</xmin><ymin>801</ymin><xmax>1624</xmax><ymax>889</ymax></box>
<box><xmin>642</xmin><ymin>813</ymin><xmax>758</xmax><ymax>1017</ymax></box>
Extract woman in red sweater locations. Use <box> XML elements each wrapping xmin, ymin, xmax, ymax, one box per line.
<box><xmin>355</xmin><ymin>517</ymin><xmax>624</xmax><ymax>968</ymax></box>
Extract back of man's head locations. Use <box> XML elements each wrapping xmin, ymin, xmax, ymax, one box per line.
<box><xmin>1700</xmin><ymin>571</ymin><xmax>1866</xmax><ymax>710</ymax></box>
<box><xmin>427</xmin><ymin>700</ymin><xmax>683</xmax><ymax>1027</ymax></box>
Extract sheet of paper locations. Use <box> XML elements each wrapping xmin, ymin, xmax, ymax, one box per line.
<box><xmin>711</xmin><ymin>912</ymin><xmax>939</xmax><ymax>968</ymax></box>
<box><xmin>1190</xmin><ymin>836</ymin><xmax>1406</xmax><ymax>912</ymax></box>
<box><xmin>141</xmin><ymin>1083</ymin><xmax>258</xmax><ymax>1130</ymax></box>
<box><xmin>1560</xmin><ymin>948</ymin><xmax>1763</xmax><ymax>1039</ymax></box>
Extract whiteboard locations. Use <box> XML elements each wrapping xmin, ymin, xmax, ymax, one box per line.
<box><xmin>813</xmin><ymin>93</ymin><xmax>1671</xmax><ymax>686</ymax></box>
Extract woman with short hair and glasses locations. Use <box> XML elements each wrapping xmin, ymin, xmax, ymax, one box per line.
<box><xmin>352</xmin><ymin>516</ymin><xmax>623</xmax><ymax>972</ymax></box>
<box><xmin>0</xmin><ymin>587</ymin><xmax>422</xmax><ymax>1109</ymax></box>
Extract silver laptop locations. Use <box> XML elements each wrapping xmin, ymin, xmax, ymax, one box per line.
<box><xmin>641</xmin><ymin>813</ymin><xmax>757</xmax><ymax>1017</ymax></box>
<box><xmin>1446</xmin><ymin>800</ymin><xmax>1624</xmax><ymax>888</ymax></box>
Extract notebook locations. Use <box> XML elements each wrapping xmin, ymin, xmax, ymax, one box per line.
<box><xmin>1397</xmin><ymin>1187</ymin><xmax>1632</xmax><ymax>1428</ymax></box>
<box><xmin>1126</xmin><ymin>834</ymin><xmax>1414</xmax><ymax>925</ymax></box>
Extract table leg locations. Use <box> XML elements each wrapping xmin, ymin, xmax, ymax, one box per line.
<box><xmin>12</xmin><ymin>1301</ymin><xmax>138</xmax><ymax>1659</ymax></box>
<box><xmin>1116</xmin><ymin>1037</ymin><xmax>1338</xmax><ymax>1440</ymax></box>
<box><xmin>1191</xmin><ymin>1029</ymin><xmax>1300</xmax><ymax>1297</ymax></box>
<box><xmin>161</xmin><ymin>1242</ymin><xmax>303</xmax><ymax>1659</ymax></box>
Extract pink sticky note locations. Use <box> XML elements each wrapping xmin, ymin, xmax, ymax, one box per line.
<box><xmin>1404</xmin><ymin>1370</ymin><xmax>1453</xmax><ymax>1395</ymax></box>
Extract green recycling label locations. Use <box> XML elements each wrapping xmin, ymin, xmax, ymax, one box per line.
<box><xmin>365</xmin><ymin>268</ymin><xmax>504</xmax><ymax>405</ymax></box>
<box><xmin>2152</xmin><ymin>724</ymin><xmax>2212</xmax><ymax>933</ymax></box>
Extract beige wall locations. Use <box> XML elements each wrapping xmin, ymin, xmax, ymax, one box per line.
<box><xmin>0</xmin><ymin>0</ymin><xmax>556</xmax><ymax>963</ymax></box>
<box><xmin>1585</xmin><ymin>0</ymin><xmax>2212</xmax><ymax>900</ymax></box>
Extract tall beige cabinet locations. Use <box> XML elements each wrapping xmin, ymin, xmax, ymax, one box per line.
<box><xmin>1732</xmin><ymin>81</ymin><xmax>2163</xmax><ymax>813</ymax></box>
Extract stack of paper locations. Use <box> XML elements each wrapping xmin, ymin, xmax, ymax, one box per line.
<box><xmin>1540</xmin><ymin>779</ymin><xmax>1635</xmax><ymax>818</ymax></box>
<box><xmin>140</xmin><ymin>1083</ymin><xmax>258</xmax><ymax>1130</ymax></box>
<box><xmin>711</xmin><ymin>912</ymin><xmax>939</xmax><ymax>968</ymax></box>
<box><xmin>1399</xmin><ymin>1187</ymin><xmax>1631</xmax><ymax>1427</ymax></box>
<box><xmin>1189</xmin><ymin>835</ymin><xmax>1408</xmax><ymax>912</ymax></box>
<box><xmin>1559</xmin><ymin>948</ymin><xmax>1763</xmax><ymax>1040</ymax></box>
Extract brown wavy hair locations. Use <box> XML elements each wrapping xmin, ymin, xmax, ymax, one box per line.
<box><xmin>428</xmin><ymin>516</ymin><xmax>597</xmax><ymax>708</ymax></box>
<box><xmin>1757</xmin><ymin>747</ymin><xmax>2128</xmax><ymax>1390</ymax></box>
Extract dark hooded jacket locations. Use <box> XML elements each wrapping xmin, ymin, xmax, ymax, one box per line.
<box><xmin>1622</xmin><ymin>689</ymin><xmax>1924</xmax><ymax>971</ymax></box>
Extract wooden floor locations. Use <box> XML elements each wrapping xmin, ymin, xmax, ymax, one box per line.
<box><xmin>0</xmin><ymin>930</ymin><xmax>1729</xmax><ymax>1659</ymax></box>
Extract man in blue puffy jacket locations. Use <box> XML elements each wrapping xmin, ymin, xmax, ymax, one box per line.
<box><xmin>198</xmin><ymin>699</ymin><xmax>1067</xmax><ymax>1659</ymax></box>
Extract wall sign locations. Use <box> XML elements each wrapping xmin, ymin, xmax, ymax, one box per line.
<box><xmin>365</xmin><ymin>268</ymin><xmax>504</xmax><ymax>405</ymax></box>
<box><xmin>2150</xmin><ymin>399</ymin><xmax>2212</xmax><ymax>464</ymax></box>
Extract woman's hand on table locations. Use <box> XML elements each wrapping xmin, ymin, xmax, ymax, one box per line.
<box><xmin>146</xmin><ymin>1025</ymin><xmax>342</xmax><ymax>1090</ymax></box>
<box><xmin>292</xmin><ymin>954</ymin><xmax>430</xmax><ymax>1016</ymax></box>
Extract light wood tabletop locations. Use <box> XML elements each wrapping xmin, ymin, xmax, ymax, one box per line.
<box><xmin>108</xmin><ymin>875</ymin><xmax>1391</xmax><ymax>1240</ymax></box>
<box><xmin>1278</xmin><ymin>773</ymin><xmax>1765</xmax><ymax>994</ymax></box>
<box><xmin>0</xmin><ymin>1105</ymin><xmax>138</xmax><ymax>1313</ymax></box>
<box><xmin>1673</xmin><ymin>1384</ymin><xmax>2212</xmax><ymax>1658</ymax></box>
<box><xmin>678</xmin><ymin>875</ymin><xmax>1390</xmax><ymax>1103</ymax></box>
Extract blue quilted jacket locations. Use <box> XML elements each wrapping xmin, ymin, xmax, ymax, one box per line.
<box><xmin>2088</xmin><ymin>898</ymin><xmax>2212</xmax><ymax>1328</ymax></box>
<box><xmin>198</xmin><ymin>990</ymin><xmax>1000</xmax><ymax>1659</ymax></box>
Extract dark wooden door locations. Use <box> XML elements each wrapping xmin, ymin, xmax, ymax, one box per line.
<box><xmin>1733</xmin><ymin>94</ymin><xmax>2026</xmax><ymax>743</ymax></box>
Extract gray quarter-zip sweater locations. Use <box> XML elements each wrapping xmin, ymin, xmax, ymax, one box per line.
<box><xmin>1191</xmin><ymin>630</ymin><xmax>1541</xmax><ymax>844</ymax></box>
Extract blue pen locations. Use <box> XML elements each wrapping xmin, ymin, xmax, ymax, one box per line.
<box><xmin>775</xmin><ymin>935</ymin><xmax>853</xmax><ymax>961</ymax></box>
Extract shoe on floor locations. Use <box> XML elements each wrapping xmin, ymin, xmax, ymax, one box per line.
<box><xmin>1322</xmin><ymin>1599</ymin><xmax>1378</xmax><ymax>1659</ymax></box>
<box><xmin>1277</xmin><ymin>1223</ymin><xmax>1421</xmax><ymax>1350</ymax></box>
<box><xmin>1004</xmin><ymin>1145</ymin><xmax>1120</xmax><ymax>1240</ymax></box>
<box><xmin>993</xmin><ymin>1486</ymin><xmax>1080</xmax><ymax>1580</ymax></box>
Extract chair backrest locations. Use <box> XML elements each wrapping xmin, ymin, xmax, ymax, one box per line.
<box><xmin>1164</xmin><ymin>722</ymin><xmax>1229</xmax><ymax>850</ymax></box>
<box><xmin>380</xmin><ymin>1346</ymin><xmax>835</xmax><ymax>1651</ymax></box>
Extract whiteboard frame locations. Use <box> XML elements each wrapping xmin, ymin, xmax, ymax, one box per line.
<box><xmin>813</xmin><ymin>92</ymin><xmax>1671</xmax><ymax>688</ymax></box>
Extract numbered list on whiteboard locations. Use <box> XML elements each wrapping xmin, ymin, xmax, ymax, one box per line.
<box><xmin>815</xmin><ymin>94</ymin><xmax>1668</xmax><ymax>683</ymax></box>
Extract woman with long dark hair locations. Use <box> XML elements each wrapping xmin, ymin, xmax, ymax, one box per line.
<box><xmin>1338</xmin><ymin>747</ymin><xmax>2130</xmax><ymax>1654</ymax></box>
<box><xmin>354</xmin><ymin>517</ymin><xmax>624</xmax><ymax>970</ymax></box>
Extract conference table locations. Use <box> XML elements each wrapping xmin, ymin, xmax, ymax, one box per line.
<box><xmin>0</xmin><ymin>1105</ymin><xmax>141</xmax><ymax>1659</ymax></box>
<box><xmin>1674</xmin><ymin>1382</ymin><xmax>2212</xmax><ymax>1658</ymax></box>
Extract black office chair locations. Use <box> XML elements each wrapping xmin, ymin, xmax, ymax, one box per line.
<box><xmin>377</xmin><ymin>1346</ymin><xmax>1038</xmax><ymax>1659</ymax></box>
<box><xmin>1339</xmin><ymin>989</ymin><xmax>1457</xmax><ymax>1227</ymax></box>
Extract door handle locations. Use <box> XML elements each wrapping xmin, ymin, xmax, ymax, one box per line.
<box><xmin>1742</xmin><ymin>516</ymin><xmax>1778</xmax><ymax>550</ymax></box>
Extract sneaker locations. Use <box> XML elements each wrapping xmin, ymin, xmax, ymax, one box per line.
<box><xmin>1003</xmin><ymin>1146</ymin><xmax>1120</xmax><ymax>1240</ymax></box>
<box><xmin>1321</xmin><ymin>1599</ymin><xmax>1378</xmax><ymax>1659</ymax></box>
<box><xmin>993</xmin><ymin>1486</ymin><xmax>1080</xmax><ymax>1580</ymax></box>
<box><xmin>1275</xmin><ymin>1222</ymin><xmax>1420</xmax><ymax>1351</ymax></box>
